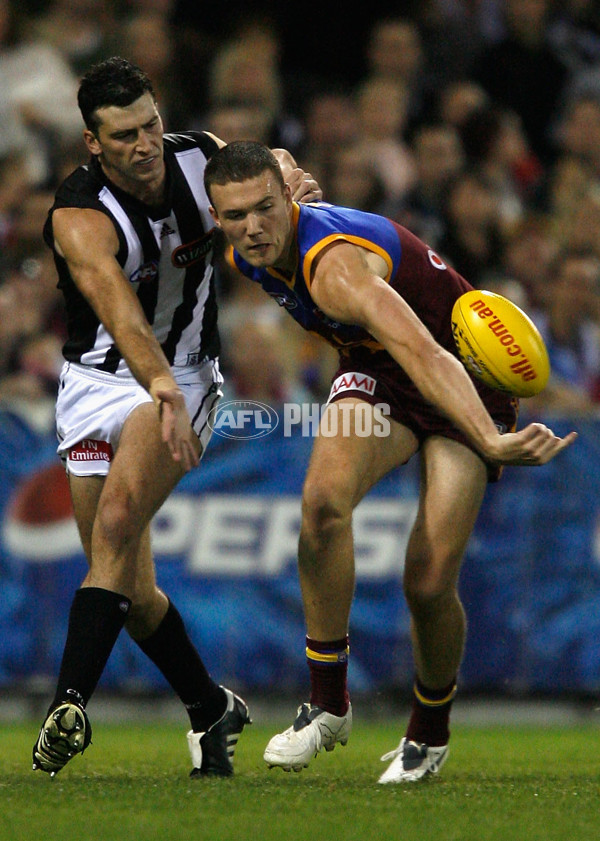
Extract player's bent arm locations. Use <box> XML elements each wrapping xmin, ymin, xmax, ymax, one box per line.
<box><xmin>52</xmin><ymin>207</ymin><xmax>198</xmax><ymax>469</ymax></box>
<box><xmin>310</xmin><ymin>243</ymin><xmax>575</xmax><ymax>465</ymax></box>
<box><xmin>53</xmin><ymin>208</ymin><xmax>177</xmax><ymax>393</ymax></box>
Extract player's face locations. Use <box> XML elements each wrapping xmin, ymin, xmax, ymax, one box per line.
<box><xmin>84</xmin><ymin>92</ymin><xmax>165</xmax><ymax>202</ymax></box>
<box><xmin>209</xmin><ymin>173</ymin><xmax>294</xmax><ymax>271</ymax></box>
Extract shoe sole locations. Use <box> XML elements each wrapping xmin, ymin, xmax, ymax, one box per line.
<box><xmin>32</xmin><ymin>703</ymin><xmax>89</xmax><ymax>776</ymax></box>
<box><xmin>265</xmin><ymin>736</ymin><xmax>349</xmax><ymax>772</ymax></box>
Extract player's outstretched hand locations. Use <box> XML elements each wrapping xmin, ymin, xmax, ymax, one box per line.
<box><xmin>151</xmin><ymin>379</ymin><xmax>199</xmax><ymax>472</ymax></box>
<box><xmin>489</xmin><ymin>423</ymin><xmax>577</xmax><ymax>466</ymax></box>
<box><xmin>287</xmin><ymin>166</ymin><xmax>322</xmax><ymax>202</ymax></box>
<box><xmin>270</xmin><ymin>148</ymin><xmax>322</xmax><ymax>202</ymax></box>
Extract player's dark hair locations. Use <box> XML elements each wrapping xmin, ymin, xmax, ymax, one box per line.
<box><xmin>78</xmin><ymin>56</ymin><xmax>156</xmax><ymax>133</ymax></box>
<box><xmin>204</xmin><ymin>140</ymin><xmax>285</xmax><ymax>203</ymax></box>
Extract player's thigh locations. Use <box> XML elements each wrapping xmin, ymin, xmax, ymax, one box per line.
<box><xmin>304</xmin><ymin>398</ymin><xmax>420</xmax><ymax>509</ymax></box>
<box><xmin>99</xmin><ymin>401</ymin><xmax>193</xmax><ymax>527</ymax></box>
<box><xmin>68</xmin><ymin>473</ymin><xmax>105</xmax><ymax>562</ymax></box>
<box><xmin>405</xmin><ymin>436</ymin><xmax>488</xmax><ymax>590</ymax></box>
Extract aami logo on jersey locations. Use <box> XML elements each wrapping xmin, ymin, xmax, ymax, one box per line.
<box><xmin>329</xmin><ymin>372</ymin><xmax>377</xmax><ymax>398</ymax></box>
<box><xmin>130</xmin><ymin>260</ymin><xmax>159</xmax><ymax>284</ymax></box>
<box><xmin>172</xmin><ymin>232</ymin><xmax>213</xmax><ymax>268</ymax></box>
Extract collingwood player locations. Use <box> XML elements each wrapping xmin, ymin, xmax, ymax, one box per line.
<box><xmin>32</xmin><ymin>58</ymin><xmax>320</xmax><ymax>778</ymax></box>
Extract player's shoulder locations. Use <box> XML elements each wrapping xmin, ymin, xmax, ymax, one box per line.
<box><xmin>299</xmin><ymin>201</ymin><xmax>395</xmax><ymax>237</ymax></box>
<box><xmin>52</xmin><ymin>163</ymin><xmax>106</xmax><ymax>212</ymax></box>
<box><xmin>163</xmin><ymin>130</ymin><xmax>221</xmax><ymax>159</ymax></box>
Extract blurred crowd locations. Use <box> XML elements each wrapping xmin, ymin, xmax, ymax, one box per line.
<box><xmin>2</xmin><ymin>0</ymin><xmax>600</xmax><ymax>430</ymax></box>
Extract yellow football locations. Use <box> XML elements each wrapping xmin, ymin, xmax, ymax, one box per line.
<box><xmin>451</xmin><ymin>289</ymin><xmax>550</xmax><ymax>397</ymax></box>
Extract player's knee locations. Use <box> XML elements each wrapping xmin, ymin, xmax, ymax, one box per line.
<box><xmin>403</xmin><ymin>563</ymin><xmax>458</xmax><ymax>615</ymax></box>
<box><xmin>301</xmin><ymin>474</ymin><xmax>353</xmax><ymax>535</ymax></box>
<box><xmin>94</xmin><ymin>491</ymin><xmax>141</xmax><ymax>551</ymax></box>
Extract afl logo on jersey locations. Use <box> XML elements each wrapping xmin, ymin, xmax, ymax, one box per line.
<box><xmin>130</xmin><ymin>260</ymin><xmax>159</xmax><ymax>284</ymax></box>
<box><xmin>428</xmin><ymin>249</ymin><xmax>447</xmax><ymax>270</ymax></box>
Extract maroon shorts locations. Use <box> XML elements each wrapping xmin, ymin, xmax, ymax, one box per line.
<box><xmin>327</xmin><ymin>351</ymin><xmax>518</xmax><ymax>482</ymax></box>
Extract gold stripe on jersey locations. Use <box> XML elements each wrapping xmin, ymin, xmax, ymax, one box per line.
<box><xmin>302</xmin><ymin>234</ymin><xmax>394</xmax><ymax>289</ymax></box>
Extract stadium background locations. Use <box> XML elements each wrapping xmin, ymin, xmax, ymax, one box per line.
<box><xmin>1</xmin><ymin>1</ymin><xmax>600</xmax><ymax>714</ymax></box>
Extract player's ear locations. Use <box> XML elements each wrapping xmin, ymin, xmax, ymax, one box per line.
<box><xmin>84</xmin><ymin>129</ymin><xmax>101</xmax><ymax>157</ymax></box>
<box><xmin>208</xmin><ymin>205</ymin><xmax>221</xmax><ymax>227</ymax></box>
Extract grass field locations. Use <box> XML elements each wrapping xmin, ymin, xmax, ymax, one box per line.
<box><xmin>2</xmin><ymin>719</ymin><xmax>599</xmax><ymax>841</ymax></box>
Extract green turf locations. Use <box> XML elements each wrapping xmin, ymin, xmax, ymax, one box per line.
<box><xmin>2</xmin><ymin>720</ymin><xmax>599</xmax><ymax>841</ymax></box>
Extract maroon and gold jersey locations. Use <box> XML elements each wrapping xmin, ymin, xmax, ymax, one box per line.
<box><xmin>229</xmin><ymin>200</ymin><xmax>518</xmax><ymax>478</ymax></box>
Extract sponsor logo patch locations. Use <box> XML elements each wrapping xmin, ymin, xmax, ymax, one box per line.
<box><xmin>267</xmin><ymin>291</ymin><xmax>298</xmax><ymax>310</ymax></box>
<box><xmin>130</xmin><ymin>260</ymin><xmax>159</xmax><ymax>284</ymax></box>
<box><xmin>172</xmin><ymin>232</ymin><xmax>213</xmax><ymax>268</ymax></box>
<box><xmin>69</xmin><ymin>439</ymin><xmax>113</xmax><ymax>463</ymax></box>
<box><xmin>329</xmin><ymin>372</ymin><xmax>377</xmax><ymax>398</ymax></box>
<box><xmin>428</xmin><ymin>249</ymin><xmax>447</xmax><ymax>270</ymax></box>
<box><xmin>160</xmin><ymin>222</ymin><xmax>176</xmax><ymax>238</ymax></box>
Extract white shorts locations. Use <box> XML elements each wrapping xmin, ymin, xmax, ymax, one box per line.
<box><xmin>56</xmin><ymin>359</ymin><xmax>223</xmax><ymax>476</ymax></box>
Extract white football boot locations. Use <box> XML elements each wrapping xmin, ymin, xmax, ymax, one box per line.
<box><xmin>264</xmin><ymin>702</ymin><xmax>352</xmax><ymax>771</ymax></box>
<box><xmin>378</xmin><ymin>737</ymin><xmax>449</xmax><ymax>783</ymax></box>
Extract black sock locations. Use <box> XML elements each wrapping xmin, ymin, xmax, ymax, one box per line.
<box><xmin>134</xmin><ymin>600</ymin><xmax>225</xmax><ymax>731</ymax></box>
<box><xmin>51</xmin><ymin>587</ymin><xmax>131</xmax><ymax>711</ymax></box>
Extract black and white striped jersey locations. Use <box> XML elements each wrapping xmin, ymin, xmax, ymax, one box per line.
<box><xmin>44</xmin><ymin>131</ymin><xmax>221</xmax><ymax>376</ymax></box>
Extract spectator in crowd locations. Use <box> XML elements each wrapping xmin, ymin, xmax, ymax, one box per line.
<box><xmin>537</xmin><ymin>153</ymin><xmax>591</xmax><ymax>239</ymax></box>
<box><xmin>529</xmin><ymin>248</ymin><xmax>600</xmax><ymax>412</ymax></box>
<box><xmin>203</xmin><ymin>36</ymin><xmax>303</xmax><ymax>155</ymax></box>
<box><xmin>437</xmin><ymin>80</ymin><xmax>490</xmax><ymax>130</ymax></box>
<box><xmin>362</xmin><ymin>16</ymin><xmax>426</xmax><ymax>128</ymax></box>
<box><xmin>500</xmin><ymin>213</ymin><xmax>560</xmax><ymax>308</ymax></box>
<box><xmin>547</xmin><ymin>0</ymin><xmax>600</xmax><ymax>77</ymax></box>
<box><xmin>459</xmin><ymin>104</ymin><xmax>544</xmax><ymax>235</ymax></box>
<box><xmin>0</xmin><ymin>250</ymin><xmax>65</xmax><ymax>422</ymax></box>
<box><xmin>116</xmin><ymin>11</ymin><xmax>179</xmax><ymax>130</ymax></box>
<box><xmin>392</xmin><ymin>120</ymin><xmax>464</xmax><ymax>248</ymax></box>
<box><xmin>552</xmin><ymin>92</ymin><xmax>600</xmax><ymax>183</ymax></box>
<box><xmin>28</xmin><ymin>0</ymin><xmax>120</xmax><ymax>77</ymax></box>
<box><xmin>0</xmin><ymin>150</ymin><xmax>31</xmax><ymax>260</ymax></box>
<box><xmin>562</xmin><ymin>184</ymin><xmax>600</xmax><ymax>258</ymax></box>
<box><xmin>0</xmin><ymin>0</ymin><xmax>82</xmax><ymax>187</ymax></box>
<box><xmin>327</xmin><ymin>143</ymin><xmax>387</xmax><ymax>214</ymax></box>
<box><xmin>353</xmin><ymin>77</ymin><xmax>416</xmax><ymax>206</ymax></box>
<box><xmin>415</xmin><ymin>0</ymin><xmax>500</xmax><ymax>90</ymax></box>
<box><xmin>203</xmin><ymin>100</ymin><xmax>276</xmax><ymax>146</ymax></box>
<box><xmin>474</xmin><ymin>0</ymin><xmax>569</xmax><ymax>164</ymax></box>
<box><xmin>438</xmin><ymin>170</ymin><xmax>505</xmax><ymax>285</ymax></box>
<box><xmin>297</xmin><ymin>89</ymin><xmax>358</xmax><ymax>195</ymax></box>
